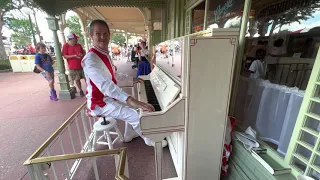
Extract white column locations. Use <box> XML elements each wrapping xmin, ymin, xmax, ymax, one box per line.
<box><xmin>81</xmin><ymin>31</ymin><xmax>89</xmax><ymax>52</ymax></box>
<box><xmin>58</xmin><ymin>14</ymin><xmax>67</xmax><ymax>44</ymax></box>
<box><xmin>58</xmin><ymin>25</ymin><xmax>66</xmax><ymax>44</ymax></box>
<box><xmin>146</xmin><ymin>24</ymin><xmax>154</xmax><ymax>68</ymax></box>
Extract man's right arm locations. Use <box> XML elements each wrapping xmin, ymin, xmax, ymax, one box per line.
<box><xmin>82</xmin><ymin>53</ymin><xmax>154</xmax><ymax>112</ymax></box>
<box><xmin>248</xmin><ymin>61</ymin><xmax>257</xmax><ymax>73</ymax></box>
<box><xmin>82</xmin><ymin>53</ymin><xmax>130</xmax><ymax>103</ymax></box>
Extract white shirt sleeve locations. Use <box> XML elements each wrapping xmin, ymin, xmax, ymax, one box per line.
<box><xmin>82</xmin><ymin>53</ymin><xmax>130</xmax><ymax>103</ymax></box>
<box><xmin>249</xmin><ymin>61</ymin><xmax>257</xmax><ymax>72</ymax></box>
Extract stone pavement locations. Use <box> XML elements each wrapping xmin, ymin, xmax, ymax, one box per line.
<box><xmin>0</xmin><ymin>57</ymin><xmax>176</xmax><ymax>180</ymax></box>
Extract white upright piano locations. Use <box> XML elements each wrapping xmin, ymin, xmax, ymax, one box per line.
<box><xmin>137</xmin><ymin>29</ymin><xmax>239</xmax><ymax>180</ymax></box>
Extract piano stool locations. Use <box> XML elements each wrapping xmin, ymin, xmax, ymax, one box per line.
<box><xmin>91</xmin><ymin>117</ymin><xmax>124</xmax><ymax>151</ymax></box>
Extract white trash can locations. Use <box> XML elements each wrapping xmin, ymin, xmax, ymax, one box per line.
<box><xmin>9</xmin><ymin>55</ymin><xmax>23</xmax><ymax>72</ymax></box>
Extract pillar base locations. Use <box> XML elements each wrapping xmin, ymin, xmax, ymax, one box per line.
<box><xmin>59</xmin><ymin>89</ymin><xmax>76</xmax><ymax>100</ymax></box>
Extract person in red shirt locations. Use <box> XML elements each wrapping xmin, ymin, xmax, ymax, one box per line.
<box><xmin>28</xmin><ymin>44</ymin><xmax>36</xmax><ymax>55</ymax></box>
<box><xmin>62</xmin><ymin>33</ymin><xmax>86</xmax><ymax>96</ymax></box>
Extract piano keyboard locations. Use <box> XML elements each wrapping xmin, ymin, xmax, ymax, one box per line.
<box><xmin>144</xmin><ymin>80</ymin><xmax>162</xmax><ymax>111</ymax></box>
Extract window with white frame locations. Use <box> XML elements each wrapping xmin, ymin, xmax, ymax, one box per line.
<box><xmin>284</xmin><ymin>50</ymin><xmax>320</xmax><ymax>178</ymax></box>
<box><xmin>233</xmin><ymin>0</ymin><xmax>320</xmax><ymax>176</ymax></box>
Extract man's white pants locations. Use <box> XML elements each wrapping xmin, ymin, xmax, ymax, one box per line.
<box><xmin>90</xmin><ymin>100</ymin><xmax>151</xmax><ymax>144</ymax></box>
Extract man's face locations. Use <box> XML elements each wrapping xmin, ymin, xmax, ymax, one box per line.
<box><xmin>90</xmin><ymin>23</ymin><xmax>110</xmax><ymax>50</ymax></box>
<box><xmin>68</xmin><ymin>38</ymin><xmax>77</xmax><ymax>46</ymax></box>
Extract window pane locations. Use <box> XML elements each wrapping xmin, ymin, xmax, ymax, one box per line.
<box><xmin>313</xmin><ymin>155</ymin><xmax>320</xmax><ymax>167</ymax></box>
<box><xmin>206</xmin><ymin>0</ymin><xmax>245</xmax><ymax>29</ymax></box>
<box><xmin>304</xmin><ymin>116</ymin><xmax>320</xmax><ymax>134</ymax></box>
<box><xmin>191</xmin><ymin>1</ymin><xmax>205</xmax><ymax>33</ymax></box>
<box><xmin>314</xmin><ymin>85</ymin><xmax>320</xmax><ymax>99</ymax></box>
<box><xmin>310</xmin><ymin>168</ymin><xmax>320</xmax><ymax>180</ymax></box>
<box><xmin>309</xmin><ymin>101</ymin><xmax>320</xmax><ymax>117</ymax></box>
<box><xmin>292</xmin><ymin>156</ymin><xmax>307</xmax><ymax>172</ymax></box>
<box><xmin>296</xmin><ymin>144</ymin><xmax>312</xmax><ymax>160</ymax></box>
<box><xmin>299</xmin><ymin>131</ymin><xmax>317</xmax><ymax>148</ymax></box>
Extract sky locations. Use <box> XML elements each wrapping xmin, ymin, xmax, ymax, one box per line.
<box><xmin>279</xmin><ymin>10</ymin><xmax>320</xmax><ymax>32</ymax></box>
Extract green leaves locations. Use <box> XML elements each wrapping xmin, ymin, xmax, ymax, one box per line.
<box><xmin>111</xmin><ymin>33</ymin><xmax>127</xmax><ymax>45</ymax></box>
<box><xmin>6</xmin><ymin>17</ymin><xmax>36</xmax><ymax>46</ymax></box>
<box><xmin>66</xmin><ymin>15</ymin><xmax>84</xmax><ymax>45</ymax></box>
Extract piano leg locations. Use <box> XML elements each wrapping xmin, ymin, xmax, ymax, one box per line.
<box><xmin>154</xmin><ymin>141</ymin><xmax>163</xmax><ymax>180</ymax></box>
<box><xmin>143</xmin><ymin>133</ymin><xmax>171</xmax><ymax>180</ymax></box>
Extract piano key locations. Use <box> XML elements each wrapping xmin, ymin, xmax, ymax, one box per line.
<box><xmin>143</xmin><ymin>80</ymin><xmax>162</xmax><ymax>111</ymax></box>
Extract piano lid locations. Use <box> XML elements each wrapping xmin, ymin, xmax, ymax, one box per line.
<box><xmin>155</xmin><ymin>37</ymin><xmax>184</xmax><ymax>83</ymax></box>
<box><xmin>149</xmin><ymin>65</ymin><xmax>181</xmax><ymax>110</ymax></box>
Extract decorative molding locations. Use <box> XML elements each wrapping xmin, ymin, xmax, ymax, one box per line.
<box><xmin>190</xmin><ymin>39</ymin><xmax>197</xmax><ymax>46</ymax></box>
<box><xmin>230</xmin><ymin>38</ymin><xmax>236</xmax><ymax>45</ymax></box>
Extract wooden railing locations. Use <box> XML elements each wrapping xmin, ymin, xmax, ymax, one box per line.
<box><xmin>266</xmin><ymin>63</ymin><xmax>311</xmax><ymax>90</ymax></box>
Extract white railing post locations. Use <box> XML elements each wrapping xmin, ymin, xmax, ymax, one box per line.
<box><xmin>81</xmin><ymin>110</ymin><xmax>90</xmax><ymax>143</ymax></box>
<box><xmin>27</xmin><ymin>165</ymin><xmax>37</xmax><ymax>180</ymax></box>
<box><xmin>47</xmin><ymin>148</ymin><xmax>59</xmax><ymax>180</ymax></box>
<box><xmin>59</xmin><ymin>136</ymin><xmax>71</xmax><ymax>178</ymax></box>
<box><xmin>75</xmin><ymin>115</ymin><xmax>84</xmax><ymax>148</ymax></box>
<box><xmin>91</xmin><ymin>157</ymin><xmax>100</xmax><ymax>180</ymax></box>
<box><xmin>67</xmin><ymin>124</ymin><xmax>76</xmax><ymax>153</ymax></box>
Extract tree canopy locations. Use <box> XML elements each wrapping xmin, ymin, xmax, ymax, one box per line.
<box><xmin>0</xmin><ymin>0</ymin><xmax>40</xmax><ymax>59</ymax></box>
<box><xmin>66</xmin><ymin>15</ymin><xmax>88</xmax><ymax>45</ymax></box>
<box><xmin>6</xmin><ymin>17</ymin><xmax>36</xmax><ymax>47</ymax></box>
<box><xmin>266</xmin><ymin>2</ymin><xmax>320</xmax><ymax>36</ymax></box>
<box><xmin>111</xmin><ymin>33</ymin><xmax>128</xmax><ymax>45</ymax></box>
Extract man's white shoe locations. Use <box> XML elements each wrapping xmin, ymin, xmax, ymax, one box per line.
<box><xmin>124</xmin><ymin>133</ymin><xmax>140</xmax><ymax>143</ymax></box>
<box><xmin>145</xmin><ymin>139</ymin><xmax>168</xmax><ymax>148</ymax></box>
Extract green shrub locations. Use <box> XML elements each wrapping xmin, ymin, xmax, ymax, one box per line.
<box><xmin>0</xmin><ymin>60</ymin><xmax>11</xmax><ymax>70</ymax></box>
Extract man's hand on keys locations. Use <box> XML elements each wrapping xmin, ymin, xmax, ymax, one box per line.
<box><xmin>126</xmin><ymin>96</ymin><xmax>155</xmax><ymax>112</ymax></box>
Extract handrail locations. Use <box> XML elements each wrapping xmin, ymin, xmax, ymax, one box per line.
<box><xmin>24</xmin><ymin>101</ymin><xmax>87</xmax><ymax>162</ymax></box>
<box><xmin>24</xmin><ymin>148</ymin><xmax>121</xmax><ymax>165</ymax></box>
<box><xmin>116</xmin><ymin>148</ymin><xmax>129</xmax><ymax>180</ymax></box>
<box><xmin>24</xmin><ymin>148</ymin><xmax>129</xmax><ymax>180</ymax></box>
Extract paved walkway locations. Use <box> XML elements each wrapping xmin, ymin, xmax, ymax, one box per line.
<box><xmin>0</xmin><ymin>57</ymin><xmax>176</xmax><ymax>180</ymax></box>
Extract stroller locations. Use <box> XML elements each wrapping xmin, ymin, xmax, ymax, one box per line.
<box><xmin>131</xmin><ymin>48</ymin><xmax>138</xmax><ymax>69</ymax></box>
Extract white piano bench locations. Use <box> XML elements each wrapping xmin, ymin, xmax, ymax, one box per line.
<box><xmin>91</xmin><ymin>117</ymin><xmax>124</xmax><ymax>151</ymax></box>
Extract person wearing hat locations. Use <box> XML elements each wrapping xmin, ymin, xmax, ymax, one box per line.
<box><xmin>62</xmin><ymin>33</ymin><xmax>86</xmax><ymax>96</ymax></box>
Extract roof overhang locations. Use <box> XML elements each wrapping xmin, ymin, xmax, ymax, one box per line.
<box><xmin>33</xmin><ymin>0</ymin><xmax>165</xmax><ymax>16</ymax></box>
<box><xmin>73</xmin><ymin>6</ymin><xmax>147</xmax><ymax>35</ymax></box>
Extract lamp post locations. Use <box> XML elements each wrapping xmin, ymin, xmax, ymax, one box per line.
<box><xmin>21</xmin><ymin>8</ymin><xmax>37</xmax><ymax>47</ymax></box>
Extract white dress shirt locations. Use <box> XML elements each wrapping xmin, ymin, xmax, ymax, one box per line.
<box><xmin>82</xmin><ymin>46</ymin><xmax>133</xmax><ymax>109</ymax></box>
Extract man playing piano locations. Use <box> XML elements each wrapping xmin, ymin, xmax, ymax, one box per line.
<box><xmin>82</xmin><ymin>19</ymin><xmax>167</xmax><ymax>147</ymax></box>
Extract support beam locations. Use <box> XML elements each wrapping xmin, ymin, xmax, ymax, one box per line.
<box><xmin>46</xmin><ymin>16</ymin><xmax>75</xmax><ymax>100</ymax></box>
